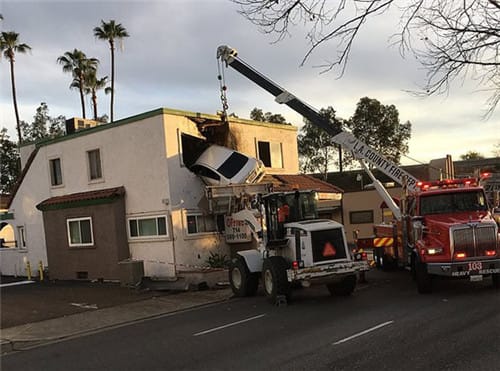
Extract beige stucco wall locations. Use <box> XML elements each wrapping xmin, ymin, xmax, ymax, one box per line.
<box><xmin>229</xmin><ymin>120</ymin><xmax>299</xmax><ymax>174</ymax></box>
<box><xmin>342</xmin><ymin>187</ymin><xmax>403</xmax><ymax>243</ymax></box>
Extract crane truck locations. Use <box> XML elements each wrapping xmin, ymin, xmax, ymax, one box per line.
<box><xmin>216</xmin><ymin>45</ymin><xmax>500</xmax><ymax>295</ymax></box>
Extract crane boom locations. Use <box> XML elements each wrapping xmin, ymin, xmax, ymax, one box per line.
<box><xmin>217</xmin><ymin>45</ymin><xmax>418</xmax><ymax>193</ymax></box>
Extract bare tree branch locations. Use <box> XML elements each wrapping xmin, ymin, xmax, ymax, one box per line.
<box><xmin>234</xmin><ymin>0</ymin><xmax>500</xmax><ymax>115</ymax></box>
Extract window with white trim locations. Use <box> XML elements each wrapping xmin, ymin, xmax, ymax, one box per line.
<box><xmin>128</xmin><ymin>216</ymin><xmax>168</xmax><ymax>239</ymax></box>
<box><xmin>49</xmin><ymin>158</ymin><xmax>63</xmax><ymax>186</ymax></box>
<box><xmin>87</xmin><ymin>149</ymin><xmax>102</xmax><ymax>180</ymax></box>
<box><xmin>257</xmin><ymin>140</ymin><xmax>283</xmax><ymax>168</ymax></box>
<box><xmin>186</xmin><ymin>213</ymin><xmax>216</xmax><ymax>234</ymax></box>
<box><xmin>67</xmin><ymin>217</ymin><xmax>94</xmax><ymax>247</ymax></box>
<box><xmin>17</xmin><ymin>226</ymin><xmax>26</xmax><ymax>248</ymax></box>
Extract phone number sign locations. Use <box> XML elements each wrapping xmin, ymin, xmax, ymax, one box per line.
<box><xmin>224</xmin><ymin>216</ymin><xmax>252</xmax><ymax>243</ymax></box>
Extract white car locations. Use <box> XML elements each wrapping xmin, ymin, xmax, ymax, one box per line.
<box><xmin>190</xmin><ymin>145</ymin><xmax>265</xmax><ymax>186</ymax></box>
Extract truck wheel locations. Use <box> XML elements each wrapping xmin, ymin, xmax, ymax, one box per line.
<box><xmin>229</xmin><ymin>256</ymin><xmax>259</xmax><ymax>297</ymax></box>
<box><xmin>327</xmin><ymin>274</ymin><xmax>357</xmax><ymax>296</ymax></box>
<box><xmin>415</xmin><ymin>261</ymin><xmax>432</xmax><ymax>294</ymax></box>
<box><xmin>262</xmin><ymin>256</ymin><xmax>290</xmax><ymax>302</ymax></box>
<box><xmin>410</xmin><ymin>254</ymin><xmax>417</xmax><ymax>281</ymax></box>
<box><xmin>374</xmin><ymin>249</ymin><xmax>383</xmax><ymax>269</ymax></box>
<box><xmin>492</xmin><ymin>273</ymin><xmax>500</xmax><ymax>289</ymax></box>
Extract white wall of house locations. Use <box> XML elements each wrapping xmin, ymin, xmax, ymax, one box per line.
<box><xmin>0</xmin><ymin>146</ymin><xmax>50</xmax><ymax>277</ymax></box>
<box><xmin>164</xmin><ymin>113</ymin><xmax>230</xmax><ymax>273</ymax></box>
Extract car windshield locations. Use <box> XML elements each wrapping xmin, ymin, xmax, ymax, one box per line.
<box><xmin>217</xmin><ymin>152</ymin><xmax>249</xmax><ymax>179</ymax></box>
<box><xmin>420</xmin><ymin>190</ymin><xmax>488</xmax><ymax>215</ymax></box>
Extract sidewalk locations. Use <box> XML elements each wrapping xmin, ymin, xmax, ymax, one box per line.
<box><xmin>1</xmin><ymin>286</ymin><xmax>233</xmax><ymax>354</ymax></box>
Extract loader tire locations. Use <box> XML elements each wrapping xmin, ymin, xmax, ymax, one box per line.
<box><xmin>229</xmin><ymin>256</ymin><xmax>259</xmax><ymax>297</ymax></box>
<box><xmin>327</xmin><ymin>274</ymin><xmax>357</xmax><ymax>296</ymax></box>
<box><xmin>262</xmin><ymin>256</ymin><xmax>290</xmax><ymax>303</ymax></box>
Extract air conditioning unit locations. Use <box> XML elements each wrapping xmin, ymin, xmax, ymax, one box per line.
<box><xmin>65</xmin><ymin>118</ymin><xmax>100</xmax><ymax>134</ymax></box>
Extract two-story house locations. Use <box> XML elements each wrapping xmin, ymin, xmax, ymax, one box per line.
<box><xmin>1</xmin><ymin>107</ymin><xmax>340</xmax><ymax>282</ymax></box>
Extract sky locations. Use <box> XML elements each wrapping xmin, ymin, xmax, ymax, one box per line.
<box><xmin>1</xmin><ymin>0</ymin><xmax>499</xmax><ymax>168</ymax></box>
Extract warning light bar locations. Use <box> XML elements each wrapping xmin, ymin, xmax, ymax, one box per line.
<box><xmin>416</xmin><ymin>178</ymin><xmax>478</xmax><ymax>191</ymax></box>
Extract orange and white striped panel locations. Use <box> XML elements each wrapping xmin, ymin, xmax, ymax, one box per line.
<box><xmin>373</xmin><ymin>237</ymin><xmax>394</xmax><ymax>247</ymax></box>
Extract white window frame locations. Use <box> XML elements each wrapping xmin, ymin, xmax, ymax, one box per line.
<box><xmin>86</xmin><ymin>148</ymin><xmax>103</xmax><ymax>182</ymax></box>
<box><xmin>48</xmin><ymin>157</ymin><xmax>64</xmax><ymax>188</ymax></box>
<box><xmin>256</xmin><ymin>140</ymin><xmax>283</xmax><ymax>169</ymax></box>
<box><xmin>17</xmin><ymin>226</ymin><xmax>26</xmax><ymax>249</ymax></box>
<box><xmin>67</xmin><ymin>217</ymin><xmax>94</xmax><ymax>247</ymax></box>
<box><xmin>128</xmin><ymin>215</ymin><xmax>169</xmax><ymax>240</ymax></box>
<box><xmin>185</xmin><ymin>211</ymin><xmax>217</xmax><ymax>236</ymax></box>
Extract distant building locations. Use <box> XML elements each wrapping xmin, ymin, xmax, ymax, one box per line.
<box><xmin>326</xmin><ymin>156</ymin><xmax>500</xmax><ymax>243</ymax></box>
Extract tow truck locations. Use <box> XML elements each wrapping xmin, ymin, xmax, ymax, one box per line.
<box><xmin>216</xmin><ymin>45</ymin><xmax>500</xmax><ymax>294</ymax></box>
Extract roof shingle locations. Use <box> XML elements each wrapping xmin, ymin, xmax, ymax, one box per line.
<box><xmin>37</xmin><ymin>186</ymin><xmax>125</xmax><ymax>211</ymax></box>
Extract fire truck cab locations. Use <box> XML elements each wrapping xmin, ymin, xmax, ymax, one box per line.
<box><xmin>409</xmin><ymin>179</ymin><xmax>499</xmax><ymax>292</ymax></box>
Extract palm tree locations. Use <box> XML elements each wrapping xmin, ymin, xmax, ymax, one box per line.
<box><xmin>57</xmin><ymin>49</ymin><xmax>98</xmax><ymax>119</ymax></box>
<box><xmin>0</xmin><ymin>31</ymin><xmax>31</xmax><ymax>143</ymax></box>
<box><xmin>83</xmin><ymin>68</ymin><xmax>108</xmax><ymax>120</ymax></box>
<box><xmin>93</xmin><ymin>19</ymin><xmax>129</xmax><ymax>123</ymax></box>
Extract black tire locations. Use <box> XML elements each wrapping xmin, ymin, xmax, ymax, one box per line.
<box><xmin>262</xmin><ymin>256</ymin><xmax>290</xmax><ymax>302</ymax></box>
<box><xmin>492</xmin><ymin>273</ymin><xmax>500</xmax><ymax>289</ymax></box>
<box><xmin>381</xmin><ymin>253</ymin><xmax>392</xmax><ymax>271</ymax></box>
<box><xmin>415</xmin><ymin>260</ymin><xmax>432</xmax><ymax>294</ymax></box>
<box><xmin>410</xmin><ymin>254</ymin><xmax>417</xmax><ymax>281</ymax></box>
<box><xmin>374</xmin><ymin>249</ymin><xmax>383</xmax><ymax>269</ymax></box>
<box><xmin>327</xmin><ymin>274</ymin><xmax>357</xmax><ymax>296</ymax></box>
<box><xmin>229</xmin><ymin>256</ymin><xmax>259</xmax><ymax>297</ymax></box>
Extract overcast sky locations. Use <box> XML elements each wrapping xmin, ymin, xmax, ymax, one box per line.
<box><xmin>1</xmin><ymin>0</ymin><xmax>499</xmax><ymax>167</ymax></box>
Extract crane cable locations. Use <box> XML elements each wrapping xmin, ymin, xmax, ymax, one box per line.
<box><xmin>217</xmin><ymin>57</ymin><xmax>229</xmax><ymax>126</ymax></box>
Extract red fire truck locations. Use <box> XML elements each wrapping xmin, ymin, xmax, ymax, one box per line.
<box><xmin>374</xmin><ymin>178</ymin><xmax>499</xmax><ymax>293</ymax></box>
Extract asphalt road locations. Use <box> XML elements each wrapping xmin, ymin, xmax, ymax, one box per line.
<box><xmin>2</xmin><ymin>270</ymin><xmax>499</xmax><ymax>371</ymax></box>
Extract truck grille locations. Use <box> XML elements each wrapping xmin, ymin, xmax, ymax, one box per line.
<box><xmin>452</xmin><ymin>224</ymin><xmax>498</xmax><ymax>258</ymax></box>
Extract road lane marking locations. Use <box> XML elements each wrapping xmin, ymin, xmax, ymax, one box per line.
<box><xmin>0</xmin><ymin>280</ymin><xmax>35</xmax><ymax>288</ymax></box>
<box><xmin>193</xmin><ymin>314</ymin><xmax>266</xmax><ymax>337</ymax></box>
<box><xmin>333</xmin><ymin>320</ymin><xmax>394</xmax><ymax>345</ymax></box>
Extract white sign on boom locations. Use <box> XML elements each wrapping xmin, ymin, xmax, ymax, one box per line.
<box><xmin>332</xmin><ymin>132</ymin><xmax>418</xmax><ymax>192</ymax></box>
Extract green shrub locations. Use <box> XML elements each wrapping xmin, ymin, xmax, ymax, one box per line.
<box><xmin>206</xmin><ymin>252</ymin><xmax>230</xmax><ymax>268</ymax></box>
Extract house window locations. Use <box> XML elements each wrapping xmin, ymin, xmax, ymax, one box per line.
<box><xmin>67</xmin><ymin>217</ymin><xmax>94</xmax><ymax>247</ymax></box>
<box><xmin>49</xmin><ymin>158</ymin><xmax>63</xmax><ymax>186</ymax></box>
<box><xmin>257</xmin><ymin>141</ymin><xmax>283</xmax><ymax>168</ymax></box>
<box><xmin>17</xmin><ymin>226</ymin><xmax>26</xmax><ymax>248</ymax></box>
<box><xmin>186</xmin><ymin>213</ymin><xmax>216</xmax><ymax>234</ymax></box>
<box><xmin>87</xmin><ymin>149</ymin><xmax>102</xmax><ymax>180</ymax></box>
<box><xmin>128</xmin><ymin>216</ymin><xmax>168</xmax><ymax>238</ymax></box>
<box><xmin>349</xmin><ymin>210</ymin><xmax>374</xmax><ymax>224</ymax></box>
